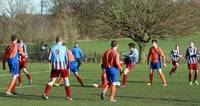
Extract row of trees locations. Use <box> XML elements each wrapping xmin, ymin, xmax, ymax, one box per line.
<box><xmin>0</xmin><ymin>0</ymin><xmax>78</xmax><ymax>43</ymax></box>
<box><xmin>0</xmin><ymin>0</ymin><xmax>200</xmax><ymax>62</ymax></box>
<box><xmin>64</xmin><ymin>0</ymin><xmax>200</xmax><ymax>62</ymax></box>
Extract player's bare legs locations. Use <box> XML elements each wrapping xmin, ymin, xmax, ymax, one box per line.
<box><xmin>23</xmin><ymin>68</ymin><xmax>32</xmax><ymax>84</ymax></box>
<box><xmin>55</xmin><ymin>72</ymin><xmax>84</xmax><ymax>87</ymax></box>
<box><xmin>158</xmin><ymin>69</ymin><xmax>167</xmax><ymax>87</ymax></box>
<box><xmin>74</xmin><ymin>72</ymin><xmax>84</xmax><ymax>86</ymax></box>
<box><xmin>122</xmin><ymin>68</ymin><xmax>130</xmax><ymax>87</ymax></box>
<box><xmin>55</xmin><ymin>76</ymin><xmax>64</xmax><ymax>86</ymax></box>
<box><xmin>17</xmin><ymin>73</ymin><xmax>22</xmax><ymax>86</ymax></box>
<box><xmin>101</xmin><ymin>83</ymin><xmax>117</xmax><ymax>102</ymax></box>
<box><xmin>102</xmin><ymin>72</ymin><xmax>108</xmax><ymax>89</ymax></box>
<box><xmin>169</xmin><ymin>63</ymin><xmax>178</xmax><ymax>76</ymax></box>
<box><xmin>18</xmin><ymin>68</ymin><xmax>32</xmax><ymax>86</ymax></box>
<box><xmin>92</xmin><ymin>71</ymin><xmax>107</xmax><ymax>88</ymax></box>
<box><xmin>101</xmin><ymin>84</ymin><xmax>109</xmax><ymax>100</ymax></box>
<box><xmin>6</xmin><ymin>75</ymin><xmax>18</xmax><ymax>95</ymax></box>
<box><xmin>110</xmin><ymin>84</ymin><xmax>116</xmax><ymax>102</ymax></box>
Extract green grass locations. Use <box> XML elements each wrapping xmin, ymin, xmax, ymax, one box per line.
<box><xmin>76</xmin><ymin>34</ymin><xmax>200</xmax><ymax>55</ymax></box>
<box><xmin>0</xmin><ymin>63</ymin><xmax>200</xmax><ymax>106</ymax></box>
<box><xmin>0</xmin><ymin>34</ymin><xmax>200</xmax><ymax>105</ymax></box>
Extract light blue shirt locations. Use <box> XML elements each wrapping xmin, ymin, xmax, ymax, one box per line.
<box><xmin>125</xmin><ymin>48</ymin><xmax>139</xmax><ymax>64</ymax></box>
<box><xmin>134</xmin><ymin>48</ymin><xmax>139</xmax><ymax>63</ymax></box>
<box><xmin>49</xmin><ymin>43</ymin><xmax>68</xmax><ymax>70</ymax></box>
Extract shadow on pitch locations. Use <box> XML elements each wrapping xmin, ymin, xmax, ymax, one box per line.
<box><xmin>0</xmin><ymin>92</ymin><xmax>68</xmax><ymax>100</ymax></box>
<box><xmin>126</xmin><ymin>80</ymin><xmax>146</xmax><ymax>84</ymax></box>
<box><xmin>88</xmin><ymin>93</ymin><xmax>200</xmax><ymax>104</ymax></box>
<box><xmin>0</xmin><ymin>92</ymin><xmax>96</xmax><ymax>101</ymax></box>
<box><xmin>118</xmin><ymin>95</ymin><xmax>200</xmax><ymax>104</ymax></box>
<box><xmin>0</xmin><ymin>92</ymin><xmax>54</xmax><ymax>100</ymax></box>
<box><xmin>56</xmin><ymin>84</ymin><xmax>95</xmax><ymax>88</ymax></box>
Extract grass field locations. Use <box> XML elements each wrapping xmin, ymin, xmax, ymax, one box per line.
<box><xmin>0</xmin><ymin>34</ymin><xmax>200</xmax><ymax>106</ymax></box>
<box><xmin>76</xmin><ymin>34</ymin><xmax>200</xmax><ymax>55</ymax></box>
<box><xmin>0</xmin><ymin>63</ymin><xmax>200</xmax><ymax>106</ymax></box>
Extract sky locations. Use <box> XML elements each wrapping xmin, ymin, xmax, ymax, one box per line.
<box><xmin>0</xmin><ymin>0</ymin><xmax>49</xmax><ymax>16</ymax></box>
<box><xmin>31</xmin><ymin>0</ymin><xmax>42</xmax><ymax>13</ymax></box>
<box><xmin>31</xmin><ymin>0</ymin><xmax>50</xmax><ymax>14</ymax></box>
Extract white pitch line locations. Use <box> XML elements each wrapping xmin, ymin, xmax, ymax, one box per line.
<box><xmin>0</xmin><ymin>85</ymin><xmax>36</xmax><ymax>90</ymax></box>
<box><xmin>0</xmin><ymin>71</ymin><xmax>50</xmax><ymax>77</ymax></box>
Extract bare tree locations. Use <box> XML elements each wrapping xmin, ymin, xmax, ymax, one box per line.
<box><xmin>74</xmin><ymin>0</ymin><xmax>200</xmax><ymax>62</ymax></box>
<box><xmin>47</xmin><ymin>0</ymin><xmax>79</xmax><ymax>45</ymax></box>
<box><xmin>1</xmin><ymin>0</ymin><xmax>33</xmax><ymax>18</ymax></box>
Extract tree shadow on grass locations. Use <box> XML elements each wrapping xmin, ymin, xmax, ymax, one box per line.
<box><xmin>56</xmin><ymin>83</ymin><xmax>96</xmax><ymax>88</ymax></box>
<box><xmin>126</xmin><ymin>80</ymin><xmax>146</xmax><ymax>84</ymax></box>
<box><xmin>0</xmin><ymin>92</ymin><xmax>45</xmax><ymax>100</ymax></box>
<box><xmin>117</xmin><ymin>95</ymin><xmax>200</xmax><ymax>104</ymax></box>
<box><xmin>0</xmin><ymin>92</ymin><xmax>96</xmax><ymax>101</ymax></box>
<box><xmin>89</xmin><ymin>93</ymin><xmax>200</xmax><ymax>104</ymax></box>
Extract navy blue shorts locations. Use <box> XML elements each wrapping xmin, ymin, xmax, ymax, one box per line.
<box><xmin>150</xmin><ymin>62</ymin><xmax>161</xmax><ymax>70</ymax></box>
<box><xmin>75</xmin><ymin>58</ymin><xmax>82</xmax><ymax>66</ymax></box>
<box><xmin>105</xmin><ymin>66</ymin><xmax>118</xmax><ymax>84</ymax></box>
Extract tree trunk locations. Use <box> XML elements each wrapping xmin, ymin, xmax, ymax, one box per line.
<box><xmin>138</xmin><ymin>43</ymin><xmax>146</xmax><ymax>63</ymax></box>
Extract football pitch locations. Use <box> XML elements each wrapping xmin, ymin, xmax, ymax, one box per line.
<box><xmin>0</xmin><ymin>63</ymin><xmax>199</xmax><ymax>106</ymax></box>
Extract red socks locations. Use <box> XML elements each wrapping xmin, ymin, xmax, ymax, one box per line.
<box><xmin>44</xmin><ymin>84</ymin><xmax>52</xmax><ymax>96</ymax></box>
<box><xmin>18</xmin><ymin>75</ymin><xmax>22</xmax><ymax>84</ymax></box>
<box><xmin>75</xmin><ymin>76</ymin><xmax>83</xmax><ymax>86</ymax></box>
<box><xmin>122</xmin><ymin>75</ymin><xmax>128</xmax><ymax>86</ymax></box>
<box><xmin>149</xmin><ymin>73</ymin><xmax>153</xmax><ymax>84</ymax></box>
<box><xmin>194</xmin><ymin>71</ymin><xmax>198</xmax><ymax>81</ymax></box>
<box><xmin>25</xmin><ymin>73</ymin><xmax>31</xmax><ymax>80</ymax></box>
<box><xmin>170</xmin><ymin>66</ymin><xmax>177</xmax><ymax>75</ymax></box>
<box><xmin>173</xmin><ymin>66</ymin><xmax>177</xmax><ymax>73</ymax></box>
<box><xmin>65</xmin><ymin>86</ymin><xmax>71</xmax><ymax>97</ymax></box>
<box><xmin>44</xmin><ymin>83</ymin><xmax>71</xmax><ymax>98</ymax></box>
<box><xmin>189</xmin><ymin>70</ymin><xmax>198</xmax><ymax>81</ymax></box>
<box><xmin>18</xmin><ymin>73</ymin><xmax>31</xmax><ymax>84</ymax></box>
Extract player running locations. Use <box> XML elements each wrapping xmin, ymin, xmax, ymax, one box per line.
<box><xmin>185</xmin><ymin>41</ymin><xmax>199</xmax><ymax>85</ymax></box>
<box><xmin>54</xmin><ymin>49</ymin><xmax>84</xmax><ymax>87</ymax></box>
<box><xmin>121</xmin><ymin>42</ymin><xmax>138</xmax><ymax>88</ymax></box>
<box><xmin>72</xmin><ymin>42</ymin><xmax>83</xmax><ymax>70</ymax></box>
<box><xmin>17</xmin><ymin>39</ymin><xmax>32</xmax><ymax>86</ymax></box>
<box><xmin>169</xmin><ymin>45</ymin><xmax>182</xmax><ymax>76</ymax></box>
<box><xmin>101</xmin><ymin>40</ymin><xmax>123</xmax><ymax>102</ymax></box>
<box><xmin>2</xmin><ymin>35</ymin><xmax>25</xmax><ymax>96</ymax></box>
<box><xmin>43</xmin><ymin>36</ymin><xmax>72</xmax><ymax>100</ymax></box>
<box><xmin>147</xmin><ymin>40</ymin><xmax>167</xmax><ymax>87</ymax></box>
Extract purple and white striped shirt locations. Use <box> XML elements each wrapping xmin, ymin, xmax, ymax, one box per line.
<box><xmin>170</xmin><ymin>49</ymin><xmax>180</xmax><ymax>61</ymax></box>
<box><xmin>185</xmin><ymin>47</ymin><xmax>199</xmax><ymax>64</ymax></box>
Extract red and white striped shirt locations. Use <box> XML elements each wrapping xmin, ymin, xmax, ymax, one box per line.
<box><xmin>48</xmin><ymin>43</ymin><xmax>69</xmax><ymax>70</ymax></box>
